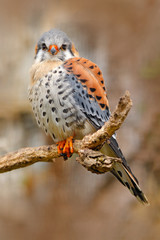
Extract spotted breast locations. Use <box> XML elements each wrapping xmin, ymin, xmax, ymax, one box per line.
<box><xmin>29</xmin><ymin>57</ymin><xmax>109</xmax><ymax>142</ymax></box>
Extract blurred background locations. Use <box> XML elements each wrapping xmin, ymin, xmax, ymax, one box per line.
<box><xmin>0</xmin><ymin>0</ymin><xmax>160</xmax><ymax>239</ymax></box>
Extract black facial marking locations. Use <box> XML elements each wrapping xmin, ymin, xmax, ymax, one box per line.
<box><xmin>42</xmin><ymin>43</ymin><xmax>47</xmax><ymax>50</ymax></box>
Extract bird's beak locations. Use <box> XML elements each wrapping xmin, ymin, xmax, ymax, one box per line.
<box><xmin>48</xmin><ymin>44</ymin><xmax>59</xmax><ymax>55</ymax></box>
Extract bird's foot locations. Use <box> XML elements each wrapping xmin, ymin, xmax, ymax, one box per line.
<box><xmin>57</xmin><ymin>136</ymin><xmax>74</xmax><ymax>160</ymax></box>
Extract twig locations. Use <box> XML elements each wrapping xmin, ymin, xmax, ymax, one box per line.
<box><xmin>0</xmin><ymin>91</ymin><xmax>132</xmax><ymax>174</ymax></box>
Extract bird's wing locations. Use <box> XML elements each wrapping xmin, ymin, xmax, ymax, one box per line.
<box><xmin>63</xmin><ymin>57</ymin><xmax>110</xmax><ymax>129</ymax></box>
<box><xmin>63</xmin><ymin>57</ymin><xmax>148</xmax><ymax>204</ymax></box>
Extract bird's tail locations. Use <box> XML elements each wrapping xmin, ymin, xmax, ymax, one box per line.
<box><xmin>102</xmin><ymin>137</ymin><xmax>149</xmax><ymax>205</ymax></box>
<box><xmin>111</xmin><ymin>161</ymin><xmax>149</xmax><ymax>205</ymax></box>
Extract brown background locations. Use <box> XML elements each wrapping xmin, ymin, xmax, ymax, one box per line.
<box><xmin>0</xmin><ymin>0</ymin><xmax>160</xmax><ymax>239</ymax></box>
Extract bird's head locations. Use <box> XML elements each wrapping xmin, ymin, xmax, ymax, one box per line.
<box><xmin>34</xmin><ymin>29</ymin><xmax>79</xmax><ymax>63</ymax></box>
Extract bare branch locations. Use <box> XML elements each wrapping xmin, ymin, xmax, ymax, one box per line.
<box><xmin>77</xmin><ymin>148</ymin><xmax>122</xmax><ymax>174</ymax></box>
<box><xmin>0</xmin><ymin>91</ymin><xmax>132</xmax><ymax>174</ymax></box>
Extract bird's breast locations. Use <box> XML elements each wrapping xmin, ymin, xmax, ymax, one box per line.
<box><xmin>29</xmin><ymin>63</ymin><xmax>95</xmax><ymax>142</ymax></box>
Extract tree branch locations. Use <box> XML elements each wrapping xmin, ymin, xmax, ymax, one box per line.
<box><xmin>0</xmin><ymin>91</ymin><xmax>132</xmax><ymax>174</ymax></box>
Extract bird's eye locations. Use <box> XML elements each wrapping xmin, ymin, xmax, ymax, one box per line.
<box><xmin>61</xmin><ymin>44</ymin><xmax>67</xmax><ymax>50</ymax></box>
<box><xmin>42</xmin><ymin>43</ymin><xmax>47</xmax><ymax>50</ymax></box>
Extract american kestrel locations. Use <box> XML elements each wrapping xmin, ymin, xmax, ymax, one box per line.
<box><xmin>29</xmin><ymin>29</ymin><xmax>148</xmax><ymax>204</ymax></box>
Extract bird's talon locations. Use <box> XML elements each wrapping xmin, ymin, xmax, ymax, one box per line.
<box><xmin>57</xmin><ymin>136</ymin><xmax>74</xmax><ymax>159</ymax></box>
<box><xmin>63</xmin><ymin>154</ymin><xmax>68</xmax><ymax>161</ymax></box>
<box><xmin>60</xmin><ymin>153</ymin><xmax>68</xmax><ymax>160</ymax></box>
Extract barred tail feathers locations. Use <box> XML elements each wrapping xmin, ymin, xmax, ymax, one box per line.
<box><xmin>101</xmin><ymin>137</ymin><xmax>149</xmax><ymax>205</ymax></box>
<box><xmin>111</xmin><ymin>161</ymin><xmax>149</xmax><ymax>205</ymax></box>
